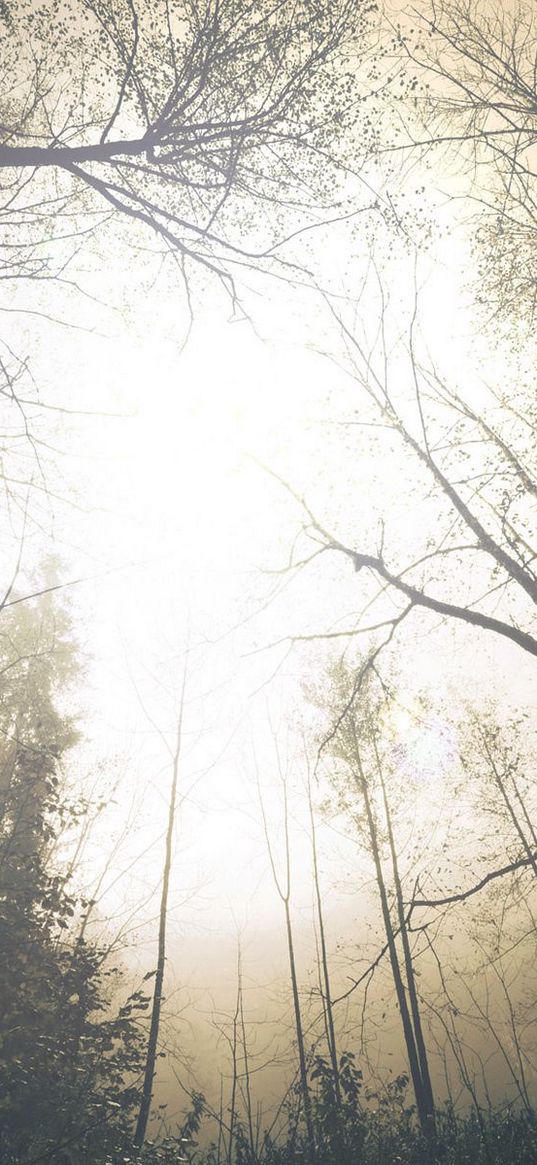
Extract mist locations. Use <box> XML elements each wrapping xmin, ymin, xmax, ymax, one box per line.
<box><xmin>1</xmin><ymin>2</ymin><xmax>537</xmax><ymax>1164</ymax></box>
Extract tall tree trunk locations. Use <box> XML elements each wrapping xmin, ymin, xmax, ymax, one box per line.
<box><xmin>258</xmin><ymin>767</ymin><xmax>316</xmax><ymax>1160</ymax></box>
<box><xmin>227</xmin><ymin>947</ymin><xmax>241</xmax><ymax>1165</ymax></box>
<box><xmin>374</xmin><ymin>742</ymin><xmax>436</xmax><ymax>1135</ymax></box>
<box><xmin>133</xmin><ymin>666</ymin><xmax>187</xmax><ymax>1150</ymax></box>
<box><xmin>307</xmin><ymin>773</ymin><xmax>341</xmax><ymax>1105</ymax></box>
<box><xmin>238</xmin><ymin>945</ymin><xmax>256</xmax><ymax>1162</ymax></box>
<box><xmin>353</xmin><ymin>740</ymin><xmax>430</xmax><ymax>1134</ymax></box>
<box><xmin>284</xmin><ymin>898</ymin><xmax>316</xmax><ymax>1159</ymax></box>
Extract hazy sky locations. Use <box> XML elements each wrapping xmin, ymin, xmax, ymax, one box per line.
<box><xmin>2</xmin><ymin>62</ymin><xmax>535</xmax><ymax>1124</ymax></box>
<box><xmin>3</xmin><ymin>172</ymin><xmax>528</xmax><ymax>934</ymax></box>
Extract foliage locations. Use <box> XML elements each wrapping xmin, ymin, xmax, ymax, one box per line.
<box><xmin>183</xmin><ymin>1097</ymin><xmax>537</xmax><ymax>1165</ymax></box>
<box><xmin>0</xmin><ymin>0</ymin><xmax>379</xmax><ymax>292</ymax></box>
<box><xmin>395</xmin><ymin>1</ymin><xmax>537</xmax><ymax>333</ymax></box>
<box><xmin>0</xmin><ymin>584</ymin><xmax>148</xmax><ymax>1164</ymax></box>
<box><xmin>310</xmin><ymin>1049</ymin><xmax>366</xmax><ymax>1164</ymax></box>
<box><xmin>135</xmin><ymin>1091</ymin><xmax>206</xmax><ymax>1164</ymax></box>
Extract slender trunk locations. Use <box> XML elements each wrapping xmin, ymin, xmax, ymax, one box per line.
<box><xmin>353</xmin><ymin>744</ymin><xmax>430</xmax><ymax>1133</ymax></box>
<box><xmin>375</xmin><ymin>748</ymin><xmax>436</xmax><ymax>1135</ymax></box>
<box><xmin>284</xmin><ymin>899</ymin><xmax>316</xmax><ymax>1158</ymax></box>
<box><xmin>238</xmin><ymin>957</ymin><xmax>256</xmax><ymax>1162</ymax></box>
<box><xmin>217</xmin><ymin>1077</ymin><xmax>225</xmax><ymax>1165</ymax></box>
<box><xmin>258</xmin><ymin>769</ymin><xmax>315</xmax><ymax>1160</ymax></box>
<box><xmin>307</xmin><ymin>775</ymin><xmax>341</xmax><ymax>1105</ymax></box>
<box><xmin>133</xmin><ymin>669</ymin><xmax>187</xmax><ymax>1150</ymax></box>
<box><xmin>314</xmin><ymin>926</ymin><xmax>332</xmax><ymax>1075</ymax></box>
<box><xmin>227</xmin><ymin>950</ymin><xmax>241</xmax><ymax>1165</ymax></box>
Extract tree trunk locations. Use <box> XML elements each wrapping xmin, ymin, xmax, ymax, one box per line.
<box><xmin>307</xmin><ymin>774</ymin><xmax>341</xmax><ymax>1105</ymax></box>
<box><xmin>353</xmin><ymin>743</ymin><xmax>431</xmax><ymax>1135</ymax></box>
<box><xmin>375</xmin><ymin>747</ymin><xmax>436</xmax><ymax>1136</ymax></box>
<box><xmin>258</xmin><ymin>769</ymin><xmax>316</xmax><ymax>1160</ymax></box>
<box><xmin>284</xmin><ymin>898</ymin><xmax>316</xmax><ymax>1160</ymax></box>
<box><xmin>0</xmin><ymin>140</ymin><xmax>146</xmax><ymax>169</ymax></box>
<box><xmin>133</xmin><ymin>667</ymin><xmax>187</xmax><ymax>1150</ymax></box>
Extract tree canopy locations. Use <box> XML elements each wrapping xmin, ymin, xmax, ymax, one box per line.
<box><xmin>0</xmin><ymin>0</ymin><xmax>371</xmax><ymax>293</ymax></box>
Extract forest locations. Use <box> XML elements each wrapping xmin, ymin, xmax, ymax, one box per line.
<box><xmin>1</xmin><ymin>1</ymin><xmax>537</xmax><ymax>1162</ymax></box>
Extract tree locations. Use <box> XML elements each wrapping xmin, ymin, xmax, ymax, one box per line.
<box><xmin>257</xmin><ymin>754</ymin><xmax>316</xmax><ymax>1160</ymax></box>
<box><xmin>394</xmin><ymin>0</ymin><xmax>537</xmax><ymax>331</ymax></box>
<box><xmin>0</xmin><ymin>0</ymin><xmax>373</xmax><ymax>298</ymax></box>
<box><xmin>306</xmin><ymin>767</ymin><xmax>341</xmax><ymax>1109</ymax></box>
<box><xmin>134</xmin><ymin>659</ymin><xmax>188</xmax><ymax>1151</ymax></box>
<box><xmin>254</xmin><ymin>4</ymin><xmax>537</xmax><ymax>676</ymax></box>
<box><xmin>312</xmin><ymin>661</ymin><xmax>437</xmax><ymax>1139</ymax></box>
<box><xmin>0</xmin><ymin>580</ymin><xmax>148</xmax><ymax>1164</ymax></box>
<box><xmin>273</xmin><ymin>263</ymin><xmax>537</xmax><ymax>670</ymax></box>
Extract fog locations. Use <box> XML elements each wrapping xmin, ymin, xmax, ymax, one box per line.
<box><xmin>2</xmin><ymin>3</ymin><xmax>537</xmax><ymax>1162</ymax></box>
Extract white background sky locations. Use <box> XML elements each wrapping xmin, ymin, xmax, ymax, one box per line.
<box><xmin>2</xmin><ymin>146</ymin><xmax>535</xmax><ymax>1123</ymax></box>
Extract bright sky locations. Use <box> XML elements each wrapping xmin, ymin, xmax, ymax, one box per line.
<box><xmin>0</xmin><ymin>195</ymin><xmax>523</xmax><ymax>906</ymax></box>
<box><xmin>1</xmin><ymin>154</ymin><xmax>534</xmax><ymax>1120</ymax></box>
